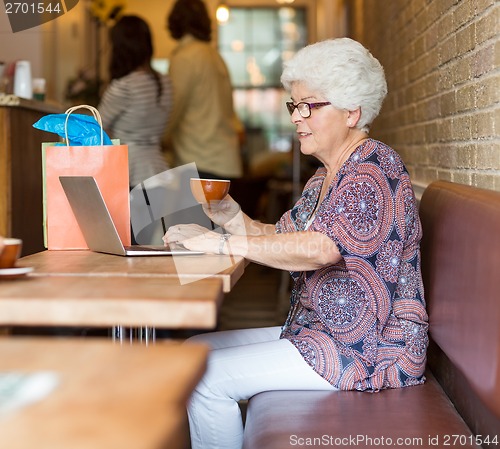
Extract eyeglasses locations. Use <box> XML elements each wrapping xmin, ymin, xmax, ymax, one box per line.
<box><xmin>285</xmin><ymin>101</ymin><xmax>331</xmax><ymax>118</ymax></box>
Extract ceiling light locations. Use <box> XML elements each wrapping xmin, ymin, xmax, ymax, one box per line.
<box><xmin>216</xmin><ymin>3</ymin><xmax>230</xmax><ymax>24</ymax></box>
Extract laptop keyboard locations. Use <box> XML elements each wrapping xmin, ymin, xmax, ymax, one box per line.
<box><xmin>124</xmin><ymin>245</ymin><xmax>168</xmax><ymax>251</ymax></box>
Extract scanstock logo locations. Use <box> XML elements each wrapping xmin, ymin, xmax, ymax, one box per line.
<box><xmin>3</xmin><ymin>0</ymin><xmax>79</xmax><ymax>33</ymax></box>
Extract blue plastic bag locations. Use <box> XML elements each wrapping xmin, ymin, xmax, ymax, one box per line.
<box><xmin>33</xmin><ymin>113</ymin><xmax>112</xmax><ymax>146</ymax></box>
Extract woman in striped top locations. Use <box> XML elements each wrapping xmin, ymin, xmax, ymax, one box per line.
<box><xmin>98</xmin><ymin>15</ymin><xmax>173</xmax><ymax>189</ymax></box>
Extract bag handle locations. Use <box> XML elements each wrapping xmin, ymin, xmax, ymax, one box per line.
<box><xmin>63</xmin><ymin>104</ymin><xmax>104</xmax><ymax>146</ymax></box>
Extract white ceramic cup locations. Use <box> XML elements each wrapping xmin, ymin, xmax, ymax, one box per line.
<box><xmin>13</xmin><ymin>60</ymin><xmax>32</xmax><ymax>99</ymax></box>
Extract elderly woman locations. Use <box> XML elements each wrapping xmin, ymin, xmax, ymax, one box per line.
<box><xmin>164</xmin><ymin>38</ymin><xmax>428</xmax><ymax>449</ymax></box>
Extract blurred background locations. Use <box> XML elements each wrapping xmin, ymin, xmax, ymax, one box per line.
<box><xmin>2</xmin><ymin>0</ymin><xmax>498</xmax><ymax>193</ymax></box>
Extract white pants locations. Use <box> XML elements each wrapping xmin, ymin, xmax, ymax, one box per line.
<box><xmin>186</xmin><ymin>326</ymin><xmax>338</xmax><ymax>449</ymax></box>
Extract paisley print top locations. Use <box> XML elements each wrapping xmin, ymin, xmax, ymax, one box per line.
<box><xmin>277</xmin><ymin>139</ymin><xmax>428</xmax><ymax>391</ymax></box>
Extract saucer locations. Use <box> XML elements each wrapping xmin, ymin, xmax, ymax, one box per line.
<box><xmin>0</xmin><ymin>266</ymin><xmax>34</xmax><ymax>280</ymax></box>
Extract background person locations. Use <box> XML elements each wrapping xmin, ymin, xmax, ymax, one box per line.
<box><xmin>164</xmin><ymin>0</ymin><xmax>243</xmax><ymax>181</ymax></box>
<box><xmin>99</xmin><ymin>14</ymin><xmax>173</xmax><ymax>189</ymax></box>
<box><xmin>164</xmin><ymin>38</ymin><xmax>428</xmax><ymax>449</ymax></box>
<box><xmin>98</xmin><ymin>15</ymin><xmax>173</xmax><ymax>243</ymax></box>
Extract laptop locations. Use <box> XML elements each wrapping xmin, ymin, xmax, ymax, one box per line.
<box><xmin>59</xmin><ymin>176</ymin><xmax>203</xmax><ymax>256</ymax></box>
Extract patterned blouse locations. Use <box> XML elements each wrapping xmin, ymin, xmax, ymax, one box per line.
<box><xmin>277</xmin><ymin>139</ymin><xmax>429</xmax><ymax>391</ymax></box>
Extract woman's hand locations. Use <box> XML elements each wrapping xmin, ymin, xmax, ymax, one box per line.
<box><xmin>163</xmin><ymin>224</ymin><xmax>220</xmax><ymax>254</ymax></box>
<box><xmin>201</xmin><ymin>195</ymin><xmax>241</xmax><ymax>228</ymax></box>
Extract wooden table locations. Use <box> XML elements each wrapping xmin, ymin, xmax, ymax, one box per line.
<box><xmin>0</xmin><ymin>250</ymin><xmax>247</xmax><ymax>337</ymax></box>
<box><xmin>0</xmin><ymin>250</ymin><xmax>246</xmax><ymax>337</ymax></box>
<box><xmin>19</xmin><ymin>250</ymin><xmax>246</xmax><ymax>293</ymax></box>
<box><xmin>0</xmin><ymin>337</ymin><xmax>208</xmax><ymax>449</ymax></box>
<box><xmin>0</xmin><ymin>275</ymin><xmax>223</xmax><ymax>329</ymax></box>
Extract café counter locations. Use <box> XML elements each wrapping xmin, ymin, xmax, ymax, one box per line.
<box><xmin>0</xmin><ymin>95</ymin><xmax>63</xmax><ymax>256</ymax></box>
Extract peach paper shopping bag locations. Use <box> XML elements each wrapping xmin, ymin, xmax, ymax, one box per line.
<box><xmin>42</xmin><ymin>105</ymin><xmax>131</xmax><ymax>250</ymax></box>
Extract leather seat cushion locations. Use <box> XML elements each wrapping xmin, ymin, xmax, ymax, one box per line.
<box><xmin>243</xmin><ymin>372</ymin><xmax>477</xmax><ymax>449</ymax></box>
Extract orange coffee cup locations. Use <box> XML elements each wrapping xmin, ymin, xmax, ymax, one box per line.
<box><xmin>0</xmin><ymin>238</ymin><xmax>22</xmax><ymax>269</ymax></box>
<box><xmin>190</xmin><ymin>178</ymin><xmax>230</xmax><ymax>204</ymax></box>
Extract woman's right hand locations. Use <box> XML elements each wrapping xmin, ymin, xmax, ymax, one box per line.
<box><xmin>202</xmin><ymin>195</ymin><xmax>241</xmax><ymax>228</ymax></box>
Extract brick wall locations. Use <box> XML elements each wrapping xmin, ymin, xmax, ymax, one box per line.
<box><xmin>348</xmin><ymin>0</ymin><xmax>500</xmax><ymax>191</ymax></box>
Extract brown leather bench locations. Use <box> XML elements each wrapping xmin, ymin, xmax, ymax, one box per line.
<box><xmin>243</xmin><ymin>181</ymin><xmax>500</xmax><ymax>449</ymax></box>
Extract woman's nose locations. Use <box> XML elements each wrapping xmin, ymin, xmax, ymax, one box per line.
<box><xmin>291</xmin><ymin>109</ymin><xmax>302</xmax><ymax>124</ymax></box>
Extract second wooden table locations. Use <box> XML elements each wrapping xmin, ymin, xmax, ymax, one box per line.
<box><xmin>0</xmin><ymin>275</ymin><xmax>223</xmax><ymax>329</ymax></box>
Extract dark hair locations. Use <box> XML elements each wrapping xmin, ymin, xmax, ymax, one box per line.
<box><xmin>109</xmin><ymin>15</ymin><xmax>162</xmax><ymax>98</ymax></box>
<box><xmin>167</xmin><ymin>0</ymin><xmax>212</xmax><ymax>42</ymax></box>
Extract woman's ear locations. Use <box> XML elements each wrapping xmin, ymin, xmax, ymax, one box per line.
<box><xmin>346</xmin><ymin>108</ymin><xmax>361</xmax><ymax>128</ymax></box>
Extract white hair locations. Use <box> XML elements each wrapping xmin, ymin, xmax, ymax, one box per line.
<box><xmin>281</xmin><ymin>38</ymin><xmax>388</xmax><ymax>133</ymax></box>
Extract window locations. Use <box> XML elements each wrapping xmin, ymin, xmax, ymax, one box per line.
<box><xmin>218</xmin><ymin>7</ymin><xmax>307</xmax><ymax>157</ymax></box>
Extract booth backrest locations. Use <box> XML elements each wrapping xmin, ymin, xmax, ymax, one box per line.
<box><xmin>420</xmin><ymin>180</ymin><xmax>500</xmax><ymax>438</ymax></box>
